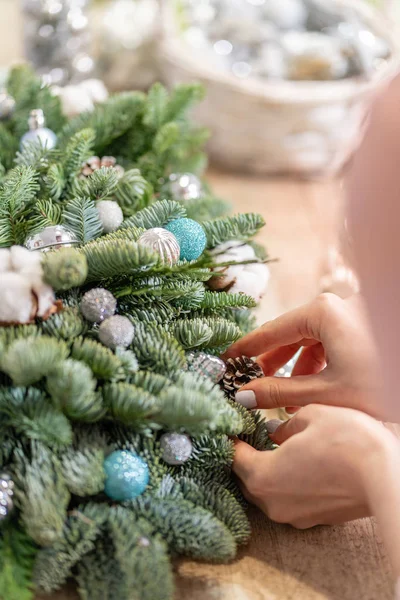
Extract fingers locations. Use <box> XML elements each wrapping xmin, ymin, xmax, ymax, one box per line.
<box><xmin>256</xmin><ymin>344</ymin><xmax>301</xmax><ymax>376</ymax></box>
<box><xmin>269</xmin><ymin>411</ymin><xmax>310</xmax><ymax>445</ymax></box>
<box><xmin>232</xmin><ymin>440</ymin><xmax>260</xmax><ymax>481</ymax></box>
<box><xmin>291</xmin><ymin>344</ymin><xmax>326</xmax><ymax>377</ymax></box>
<box><xmin>235</xmin><ymin>372</ymin><xmax>330</xmax><ymax>410</ymax></box>
<box><xmin>223</xmin><ymin>296</ymin><xmax>334</xmax><ymax>360</ymax></box>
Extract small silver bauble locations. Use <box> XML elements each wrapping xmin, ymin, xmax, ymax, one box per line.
<box><xmin>160</xmin><ymin>433</ymin><xmax>193</xmax><ymax>465</ymax></box>
<box><xmin>98</xmin><ymin>315</ymin><xmax>134</xmax><ymax>349</ymax></box>
<box><xmin>81</xmin><ymin>288</ymin><xmax>117</xmax><ymax>323</ymax></box>
<box><xmin>137</xmin><ymin>228</ymin><xmax>180</xmax><ymax>267</ymax></box>
<box><xmin>186</xmin><ymin>351</ymin><xmax>227</xmax><ymax>383</ymax></box>
<box><xmin>25</xmin><ymin>225</ymin><xmax>79</xmax><ymax>252</ymax></box>
<box><xmin>0</xmin><ymin>92</ymin><xmax>16</xmax><ymax>120</ymax></box>
<box><xmin>169</xmin><ymin>173</ymin><xmax>202</xmax><ymax>201</ymax></box>
<box><xmin>96</xmin><ymin>200</ymin><xmax>124</xmax><ymax>233</ymax></box>
<box><xmin>0</xmin><ymin>473</ymin><xmax>14</xmax><ymax>521</ymax></box>
<box><xmin>20</xmin><ymin>109</ymin><xmax>57</xmax><ymax>150</ymax></box>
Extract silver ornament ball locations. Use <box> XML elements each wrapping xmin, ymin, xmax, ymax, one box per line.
<box><xmin>96</xmin><ymin>200</ymin><xmax>124</xmax><ymax>233</ymax></box>
<box><xmin>20</xmin><ymin>110</ymin><xmax>57</xmax><ymax>151</ymax></box>
<box><xmin>0</xmin><ymin>92</ymin><xmax>16</xmax><ymax>120</ymax></box>
<box><xmin>160</xmin><ymin>433</ymin><xmax>193</xmax><ymax>465</ymax></box>
<box><xmin>0</xmin><ymin>473</ymin><xmax>14</xmax><ymax>521</ymax></box>
<box><xmin>81</xmin><ymin>288</ymin><xmax>117</xmax><ymax>323</ymax></box>
<box><xmin>137</xmin><ymin>228</ymin><xmax>180</xmax><ymax>266</ymax></box>
<box><xmin>169</xmin><ymin>173</ymin><xmax>202</xmax><ymax>201</ymax></box>
<box><xmin>98</xmin><ymin>315</ymin><xmax>134</xmax><ymax>349</ymax></box>
<box><xmin>186</xmin><ymin>351</ymin><xmax>227</xmax><ymax>383</ymax></box>
<box><xmin>25</xmin><ymin>225</ymin><xmax>79</xmax><ymax>252</ymax></box>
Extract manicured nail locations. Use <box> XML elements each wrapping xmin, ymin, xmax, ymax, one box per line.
<box><xmin>235</xmin><ymin>390</ymin><xmax>257</xmax><ymax>409</ymax></box>
<box><xmin>266</xmin><ymin>419</ymin><xmax>284</xmax><ymax>434</ymax></box>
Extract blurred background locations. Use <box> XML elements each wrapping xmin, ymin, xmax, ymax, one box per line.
<box><xmin>0</xmin><ymin>0</ymin><xmax>399</xmax><ymax>325</ymax></box>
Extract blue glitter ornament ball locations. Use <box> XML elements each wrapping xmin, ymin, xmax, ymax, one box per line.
<box><xmin>103</xmin><ymin>450</ymin><xmax>149</xmax><ymax>501</ymax></box>
<box><xmin>165</xmin><ymin>218</ymin><xmax>206</xmax><ymax>261</ymax></box>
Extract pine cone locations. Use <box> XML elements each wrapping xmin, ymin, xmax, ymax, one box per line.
<box><xmin>79</xmin><ymin>156</ymin><xmax>125</xmax><ymax>179</ymax></box>
<box><xmin>220</xmin><ymin>356</ymin><xmax>264</xmax><ymax>400</ymax></box>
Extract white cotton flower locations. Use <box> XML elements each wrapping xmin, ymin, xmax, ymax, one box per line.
<box><xmin>209</xmin><ymin>241</ymin><xmax>270</xmax><ymax>302</ymax></box>
<box><xmin>0</xmin><ymin>246</ymin><xmax>55</xmax><ymax>323</ymax></box>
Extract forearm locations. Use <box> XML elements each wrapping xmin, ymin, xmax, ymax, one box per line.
<box><xmin>363</xmin><ymin>433</ymin><xmax>400</xmax><ymax>578</ymax></box>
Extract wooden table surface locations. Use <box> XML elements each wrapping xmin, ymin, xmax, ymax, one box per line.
<box><xmin>35</xmin><ymin>171</ymin><xmax>394</xmax><ymax>600</ymax></box>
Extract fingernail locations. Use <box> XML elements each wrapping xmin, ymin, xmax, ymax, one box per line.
<box><xmin>265</xmin><ymin>419</ymin><xmax>284</xmax><ymax>434</ymax></box>
<box><xmin>235</xmin><ymin>390</ymin><xmax>257</xmax><ymax>409</ymax></box>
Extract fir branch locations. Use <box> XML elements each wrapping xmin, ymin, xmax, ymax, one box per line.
<box><xmin>74</xmin><ymin>166</ymin><xmax>119</xmax><ymax>201</ymax></box>
<box><xmin>184</xmin><ymin>195</ymin><xmax>230</xmax><ymax>222</ymax></box>
<box><xmin>61</xmin><ymin>430</ymin><xmax>106</xmax><ymax>496</ymax></box>
<box><xmin>0</xmin><ymin>523</ymin><xmax>37</xmax><ymax>600</ymax></box>
<box><xmin>128</xmin><ymin>371</ymin><xmax>171</xmax><ymax>396</ymax></box>
<box><xmin>239</xmin><ymin>410</ymin><xmax>276</xmax><ymax>451</ymax></box>
<box><xmin>104</xmin><ymin>382</ymin><xmax>159</xmax><ymax>429</ymax></box>
<box><xmin>13</xmin><ymin>444</ymin><xmax>70</xmax><ymax>547</ymax></box>
<box><xmin>108</xmin><ymin>507</ymin><xmax>174</xmax><ymax>600</ymax></box>
<box><xmin>47</xmin><ymin>359</ymin><xmax>105</xmax><ymax>422</ymax></box>
<box><xmin>119</xmin><ymin>199</ymin><xmax>186</xmax><ymax>230</ymax></box>
<box><xmin>115</xmin><ymin>169</ymin><xmax>153</xmax><ymax>217</ymax></box>
<box><xmin>63</xmin><ymin>128</ymin><xmax>95</xmax><ymax>178</ymax></box>
<box><xmin>143</xmin><ymin>83</ymin><xmax>169</xmax><ymax>129</ymax></box>
<box><xmin>200</xmin><ymin>290</ymin><xmax>257</xmax><ymax>310</ymax></box>
<box><xmin>27</xmin><ymin>198</ymin><xmax>63</xmax><ymax>236</ymax></box>
<box><xmin>14</xmin><ymin>140</ymin><xmax>56</xmax><ymax>172</ymax></box>
<box><xmin>0</xmin><ymin>166</ymin><xmax>40</xmax><ymax>246</ymax></box>
<box><xmin>77</xmin><ymin>533</ymin><xmax>126</xmax><ymax>600</ymax></box>
<box><xmin>198</xmin><ymin>317</ymin><xmax>242</xmax><ymax>351</ymax></box>
<box><xmin>41</xmin><ymin>307</ymin><xmax>87</xmax><ymax>340</ymax></box>
<box><xmin>0</xmin><ymin>324</ymin><xmax>41</xmax><ymax>347</ymax></box>
<box><xmin>164</xmin><ymin>83</ymin><xmax>205</xmax><ymax>122</ymax></box>
<box><xmin>171</xmin><ymin>318</ymin><xmax>213</xmax><ymax>349</ymax></box>
<box><xmin>153</xmin><ymin>122</ymin><xmax>180</xmax><ymax>154</ymax></box>
<box><xmin>128</xmin><ymin>496</ymin><xmax>236</xmax><ymax>562</ymax></box>
<box><xmin>71</xmin><ymin>338</ymin><xmax>123</xmax><ymax>381</ymax></box>
<box><xmin>45</xmin><ymin>163</ymin><xmax>65</xmax><ymax>201</ymax></box>
<box><xmin>0</xmin><ymin>123</ymin><xmax>18</xmax><ymax>170</ymax></box>
<box><xmin>1</xmin><ymin>337</ymin><xmax>68</xmax><ymax>386</ymax></box>
<box><xmin>33</xmin><ymin>511</ymin><xmax>100</xmax><ymax>593</ymax></box>
<box><xmin>63</xmin><ymin>196</ymin><xmax>104</xmax><ymax>243</ymax></box>
<box><xmin>131</xmin><ymin>323</ymin><xmax>186</xmax><ymax>376</ymax></box>
<box><xmin>0</xmin><ymin>387</ymin><xmax>72</xmax><ymax>448</ymax></box>
<box><xmin>82</xmin><ymin>238</ymin><xmax>160</xmax><ymax>282</ymax></box>
<box><xmin>203</xmin><ymin>213</ymin><xmax>266</xmax><ymax>248</ymax></box>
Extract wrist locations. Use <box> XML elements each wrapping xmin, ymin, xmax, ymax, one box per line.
<box><xmin>359</xmin><ymin>427</ymin><xmax>400</xmax><ymax>507</ymax></box>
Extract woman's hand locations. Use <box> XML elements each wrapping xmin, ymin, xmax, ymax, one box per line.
<box><xmin>224</xmin><ymin>293</ymin><xmax>385</xmax><ymax>419</ymax></box>
<box><xmin>233</xmin><ymin>405</ymin><xmax>396</xmax><ymax>529</ymax></box>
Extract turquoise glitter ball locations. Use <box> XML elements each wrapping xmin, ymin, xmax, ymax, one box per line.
<box><xmin>165</xmin><ymin>218</ymin><xmax>206</xmax><ymax>261</ymax></box>
<box><xmin>103</xmin><ymin>450</ymin><xmax>149</xmax><ymax>501</ymax></box>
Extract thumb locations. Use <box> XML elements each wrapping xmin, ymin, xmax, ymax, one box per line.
<box><xmin>232</xmin><ymin>440</ymin><xmax>261</xmax><ymax>482</ymax></box>
<box><xmin>269</xmin><ymin>411</ymin><xmax>310</xmax><ymax>445</ymax></box>
<box><xmin>235</xmin><ymin>372</ymin><xmax>329</xmax><ymax>411</ymax></box>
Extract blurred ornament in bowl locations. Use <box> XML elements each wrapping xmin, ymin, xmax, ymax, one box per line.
<box><xmin>52</xmin><ymin>78</ymin><xmax>108</xmax><ymax>117</ymax></box>
<box><xmin>91</xmin><ymin>0</ymin><xmax>160</xmax><ymax>92</ymax></box>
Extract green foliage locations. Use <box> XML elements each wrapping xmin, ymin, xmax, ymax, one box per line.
<box><xmin>203</xmin><ymin>213</ymin><xmax>266</xmax><ymax>248</ymax></box>
<box><xmin>47</xmin><ymin>359</ymin><xmax>105</xmax><ymax>422</ymax></box>
<box><xmin>14</xmin><ymin>444</ymin><xmax>70</xmax><ymax>547</ymax></box>
<box><xmin>0</xmin><ymin>523</ymin><xmax>37</xmax><ymax>600</ymax></box>
<box><xmin>239</xmin><ymin>410</ymin><xmax>276</xmax><ymax>451</ymax></box>
<box><xmin>115</xmin><ymin>169</ymin><xmax>153</xmax><ymax>216</ymax></box>
<box><xmin>63</xmin><ymin>129</ymin><xmax>95</xmax><ymax>181</ymax></box>
<box><xmin>104</xmin><ymin>382</ymin><xmax>159</xmax><ymax>429</ymax></box>
<box><xmin>71</xmin><ymin>337</ymin><xmax>122</xmax><ymax>380</ymax></box>
<box><xmin>34</xmin><ymin>510</ymin><xmax>100</xmax><ymax>593</ymax></box>
<box><xmin>131</xmin><ymin>323</ymin><xmax>186</xmax><ymax>375</ymax></box>
<box><xmin>41</xmin><ymin>307</ymin><xmax>87</xmax><ymax>340</ymax></box>
<box><xmin>120</xmin><ymin>199</ymin><xmax>186</xmax><ymax>230</ymax></box>
<box><xmin>129</xmin><ymin>496</ymin><xmax>236</xmax><ymax>562</ymax></box>
<box><xmin>61</xmin><ymin>430</ymin><xmax>106</xmax><ymax>496</ymax></box>
<box><xmin>0</xmin><ymin>166</ymin><xmax>40</xmax><ymax>246</ymax></box>
<box><xmin>63</xmin><ymin>196</ymin><xmax>104</xmax><ymax>243</ymax></box>
<box><xmin>77</xmin><ymin>534</ymin><xmax>126</xmax><ymax>600</ymax></box>
<box><xmin>200</xmin><ymin>290</ymin><xmax>257</xmax><ymax>310</ymax></box>
<box><xmin>74</xmin><ymin>166</ymin><xmax>119</xmax><ymax>201</ymax></box>
<box><xmin>1</xmin><ymin>337</ymin><xmax>68</xmax><ymax>386</ymax></box>
<box><xmin>27</xmin><ymin>198</ymin><xmax>63</xmax><ymax>235</ymax></box>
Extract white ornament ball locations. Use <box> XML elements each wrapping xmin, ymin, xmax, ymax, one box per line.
<box><xmin>98</xmin><ymin>315</ymin><xmax>134</xmax><ymax>349</ymax></box>
<box><xmin>96</xmin><ymin>201</ymin><xmax>124</xmax><ymax>233</ymax></box>
<box><xmin>160</xmin><ymin>433</ymin><xmax>193</xmax><ymax>465</ymax></box>
<box><xmin>137</xmin><ymin>228</ymin><xmax>180</xmax><ymax>266</ymax></box>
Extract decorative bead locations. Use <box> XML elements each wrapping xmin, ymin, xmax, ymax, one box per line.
<box><xmin>81</xmin><ymin>288</ymin><xmax>117</xmax><ymax>323</ymax></box>
<box><xmin>20</xmin><ymin>109</ymin><xmax>57</xmax><ymax>150</ymax></box>
<box><xmin>160</xmin><ymin>433</ymin><xmax>193</xmax><ymax>465</ymax></box>
<box><xmin>25</xmin><ymin>225</ymin><xmax>79</xmax><ymax>252</ymax></box>
<box><xmin>103</xmin><ymin>450</ymin><xmax>149</xmax><ymax>501</ymax></box>
<box><xmin>165</xmin><ymin>218</ymin><xmax>206</xmax><ymax>262</ymax></box>
<box><xmin>137</xmin><ymin>228</ymin><xmax>180</xmax><ymax>266</ymax></box>
<box><xmin>0</xmin><ymin>473</ymin><xmax>14</xmax><ymax>521</ymax></box>
<box><xmin>96</xmin><ymin>200</ymin><xmax>124</xmax><ymax>233</ymax></box>
<box><xmin>169</xmin><ymin>173</ymin><xmax>202</xmax><ymax>201</ymax></box>
<box><xmin>98</xmin><ymin>315</ymin><xmax>134</xmax><ymax>349</ymax></box>
<box><xmin>186</xmin><ymin>351</ymin><xmax>226</xmax><ymax>383</ymax></box>
<box><xmin>0</xmin><ymin>92</ymin><xmax>16</xmax><ymax>120</ymax></box>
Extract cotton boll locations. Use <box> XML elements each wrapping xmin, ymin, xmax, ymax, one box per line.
<box><xmin>229</xmin><ymin>262</ymin><xmax>270</xmax><ymax>301</ymax></box>
<box><xmin>10</xmin><ymin>245</ymin><xmax>42</xmax><ymax>273</ymax></box>
<box><xmin>0</xmin><ymin>249</ymin><xmax>12</xmax><ymax>273</ymax></box>
<box><xmin>31</xmin><ymin>280</ymin><xmax>56</xmax><ymax>318</ymax></box>
<box><xmin>0</xmin><ymin>273</ymin><xmax>36</xmax><ymax>323</ymax></box>
<box><xmin>79</xmin><ymin>79</ymin><xmax>109</xmax><ymax>104</ymax></box>
<box><xmin>55</xmin><ymin>85</ymin><xmax>95</xmax><ymax>117</ymax></box>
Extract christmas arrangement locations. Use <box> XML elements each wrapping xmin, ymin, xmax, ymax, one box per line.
<box><xmin>0</xmin><ymin>65</ymin><xmax>272</xmax><ymax>600</ymax></box>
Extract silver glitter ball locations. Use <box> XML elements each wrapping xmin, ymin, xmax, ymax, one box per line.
<box><xmin>25</xmin><ymin>225</ymin><xmax>79</xmax><ymax>252</ymax></box>
<box><xmin>0</xmin><ymin>473</ymin><xmax>14</xmax><ymax>521</ymax></box>
<box><xmin>137</xmin><ymin>228</ymin><xmax>180</xmax><ymax>267</ymax></box>
<box><xmin>81</xmin><ymin>288</ymin><xmax>117</xmax><ymax>323</ymax></box>
<box><xmin>0</xmin><ymin>92</ymin><xmax>16</xmax><ymax>120</ymax></box>
<box><xmin>20</xmin><ymin>110</ymin><xmax>57</xmax><ymax>150</ymax></box>
<box><xmin>186</xmin><ymin>351</ymin><xmax>227</xmax><ymax>383</ymax></box>
<box><xmin>96</xmin><ymin>200</ymin><xmax>124</xmax><ymax>233</ymax></box>
<box><xmin>98</xmin><ymin>315</ymin><xmax>134</xmax><ymax>349</ymax></box>
<box><xmin>160</xmin><ymin>433</ymin><xmax>193</xmax><ymax>465</ymax></box>
<box><xmin>169</xmin><ymin>173</ymin><xmax>202</xmax><ymax>201</ymax></box>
